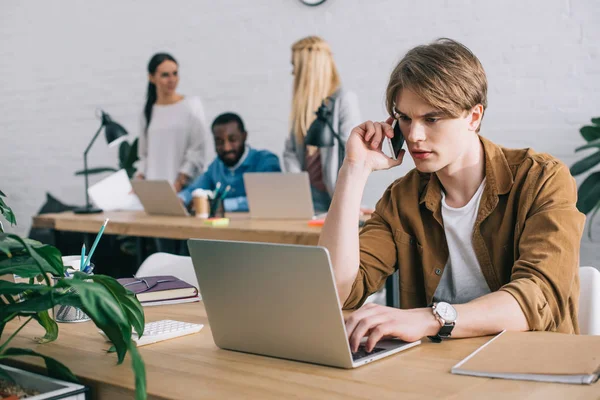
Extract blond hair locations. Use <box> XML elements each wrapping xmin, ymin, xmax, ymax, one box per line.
<box><xmin>290</xmin><ymin>36</ymin><xmax>341</xmax><ymax>148</ymax></box>
<box><xmin>386</xmin><ymin>38</ymin><xmax>487</xmax><ymax>132</ymax></box>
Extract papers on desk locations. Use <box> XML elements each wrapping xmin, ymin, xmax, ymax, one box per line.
<box><xmin>88</xmin><ymin>169</ymin><xmax>144</xmax><ymax>211</ymax></box>
<box><xmin>451</xmin><ymin>330</ymin><xmax>600</xmax><ymax>384</ymax></box>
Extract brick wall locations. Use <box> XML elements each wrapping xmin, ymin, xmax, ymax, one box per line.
<box><xmin>1</xmin><ymin>0</ymin><xmax>598</xmax><ymax>265</ymax></box>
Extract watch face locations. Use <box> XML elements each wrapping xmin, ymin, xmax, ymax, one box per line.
<box><xmin>436</xmin><ymin>302</ymin><xmax>457</xmax><ymax>322</ymax></box>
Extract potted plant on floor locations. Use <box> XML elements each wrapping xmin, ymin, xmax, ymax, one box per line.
<box><xmin>0</xmin><ymin>190</ymin><xmax>147</xmax><ymax>399</ymax></box>
<box><xmin>571</xmin><ymin>117</ymin><xmax>600</xmax><ymax>238</ymax></box>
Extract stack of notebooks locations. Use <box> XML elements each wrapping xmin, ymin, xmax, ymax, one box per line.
<box><xmin>452</xmin><ymin>330</ymin><xmax>600</xmax><ymax>385</ymax></box>
<box><xmin>118</xmin><ymin>275</ymin><xmax>200</xmax><ymax>306</ymax></box>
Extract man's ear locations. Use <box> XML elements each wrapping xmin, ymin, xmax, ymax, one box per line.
<box><xmin>468</xmin><ymin>104</ymin><xmax>484</xmax><ymax>132</ymax></box>
<box><xmin>242</xmin><ymin>131</ymin><xmax>248</xmax><ymax>142</ymax></box>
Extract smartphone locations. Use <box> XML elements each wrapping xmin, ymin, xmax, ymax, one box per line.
<box><xmin>386</xmin><ymin>119</ymin><xmax>405</xmax><ymax>160</ymax></box>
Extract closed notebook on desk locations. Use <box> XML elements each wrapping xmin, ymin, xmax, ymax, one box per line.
<box><xmin>451</xmin><ymin>330</ymin><xmax>600</xmax><ymax>384</ymax></box>
<box><xmin>118</xmin><ymin>275</ymin><xmax>198</xmax><ymax>303</ymax></box>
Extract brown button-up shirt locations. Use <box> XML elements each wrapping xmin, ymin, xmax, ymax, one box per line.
<box><xmin>345</xmin><ymin>136</ymin><xmax>585</xmax><ymax>334</ymax></box>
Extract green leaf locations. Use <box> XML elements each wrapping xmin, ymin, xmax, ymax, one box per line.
<box><xmin>570</xmin><ymin>151</ymin><xmax>600</xmax><ymax>176</ymax></box>
<box><xmin>0</xmin><ymin>347</ymin><xmax>79</xmax><ymax>383</ymax></box>
<box><xmin>576</xmin><ymin>172</ymin><xmax>600</xmax><ymax>214</ymax></box>
<box><xmin>0</xmin><ymin>189</ymin><xmax>5</xmax><ymax>197</ymax></box>
<box><xmin>580</xmin><ymin>125</ymin><xmax>600</xmax><ymax>142</ymax></box>
<box><xmin>55</xmin><ymin>278</ymin><xmax>131</xmax><ymax>364</ymax></box>
<box><xmin>126</xmin><ymin>139</ymin><xmax>139</xmax><ymax>169</ymax></box>
<box><xmin>77</xmin><ymin>273</ymin><xmax>144</xmax><ymax>338</ymax></box>
<box><xmin>0</xmin><ymin>196</ymin><xmax>16</xmax><ymax>227</ymax></box>
<box><xmin>1</xmin><ymin>291</ymin><xmax>67</xmax><ymax>317</ymax></box>
<box><xmin>0</xmin><ymin>280</ymin><xmax>53</xmax><ymax>295</ymax></box>
<box><xmin>0</xmin><ymin>255</ymin><xmax>50</xmax><ymax>278</ymax></box>
<box><xmin>32</xmin><ymin>310</ymin><xmax>59</xmax><ymax>344</ymax></box>
<box><xmin>128</xmin><ymin>342</ymin><xmax>147</xmax><ymax>400</ymax></box>
<box><xmin>0</xmin><ymin>365</ymin><xmax>15</xmax><ymax>383</ymax></box>
<box><xmin>591</xmin><ymin>117</ymin><xmax>600</xmax><ymax>125</ymax></box>
<box><xmin>119</xmin><ymin>141</ymin><xmax>131</xmax><ymax>168</ymax></box>
<box><xmin>74</xmin><ymin>167</ymin><xmax>118</xmax><ymax>176</ymax></box>
<box><xmin>587</xmin><ymin>201</ymin><xmax>600</xmax><ymax>240</ymax></box>
<box><xmin>576</xmin><ymin>137</ymin><xmax>600</xmax><ymax>152</ymax></box>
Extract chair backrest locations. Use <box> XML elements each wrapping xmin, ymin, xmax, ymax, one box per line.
<box><xmin>579</xmin><ymin>266</ymin><xmax>600</xmax><ymax>335</ymax></box>
<box><xmin>136</xmin><ymin>252</ymin><xmax>200</xmax><ymax>291</ymax></box>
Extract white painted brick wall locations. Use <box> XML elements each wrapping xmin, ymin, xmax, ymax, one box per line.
<box><xmin>1</xmin><ymin>0</ymin><xmax>599</xmax><ymax>266</ymax></box>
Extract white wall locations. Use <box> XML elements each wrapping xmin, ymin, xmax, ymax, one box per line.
<box><xmin>1</xmin><ymin>0</ymin><xmax>599</xmax><ymax>265</ymax></box>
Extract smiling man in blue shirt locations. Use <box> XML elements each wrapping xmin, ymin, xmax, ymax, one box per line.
<box><xmin>178</xmin><ymin>112</ymin><xmax>281</xmax><ymax>212</ymax></box>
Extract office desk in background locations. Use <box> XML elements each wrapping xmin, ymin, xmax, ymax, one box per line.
<box><xmin>3</xmin><ymin>302</ymin><xmax>598</xmax><ymax>399</ymax></box>
<box><xmin>31</xmin><ymin>211</ymin><xmax>399</xmax><ymax>308</ymax></box>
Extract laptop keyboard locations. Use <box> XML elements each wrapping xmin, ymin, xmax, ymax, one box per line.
<box><xmin>352</xmin><ymin>345</ymin><xmax>386</xmax><ymax>361</ymax></box>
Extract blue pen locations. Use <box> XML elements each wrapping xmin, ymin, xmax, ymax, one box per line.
<box><xmin>218</xmin><ymin>185</ymin><xmax>231</xmax><ymax>201</ymax></box>
<box><xmin>83</xmin><ymin>218</ymin><xmax>109</xmax><ymax>272</ymax></box>
<box><xmin>80</xmin><ymin>244</ymin><xmax>86</xmax><ymax>270</ymax></box>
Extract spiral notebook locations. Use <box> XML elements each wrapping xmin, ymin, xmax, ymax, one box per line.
<box><xmin>451</xmin><ymin>330</ymin><xmax>600</xmax><ymax>385</ymax></box>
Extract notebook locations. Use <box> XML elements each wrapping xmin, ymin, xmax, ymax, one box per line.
<box><xmin>118</xmin><ymin>275</ymin><xmax>199</xmax><ymax>304</ymax></box>
<box><xmin>451</xmin><ymin>330</ymin><xmax>600</xmax><ymax>384</ymax></box>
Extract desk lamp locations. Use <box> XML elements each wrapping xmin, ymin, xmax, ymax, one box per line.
<box><xmin>74</xmin><ymin>110</ymin><xmax>128</xmax><ymax>214</ymax></box>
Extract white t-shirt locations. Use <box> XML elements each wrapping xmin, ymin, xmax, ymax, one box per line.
<box><xmin>433</xmin><ymin>178</ymin><xmax>491</xmax><ymax>304</ymax></box>
<box><xmin>137</xmin><ymin>96</ymin><xmax>208</xmax><ymax>184</ymax></box>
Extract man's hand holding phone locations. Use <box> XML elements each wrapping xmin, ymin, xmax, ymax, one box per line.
<box><xmin>345</xmin><ymin>117</ymin><xmax>405</xmax><ymax>173</ymax></box>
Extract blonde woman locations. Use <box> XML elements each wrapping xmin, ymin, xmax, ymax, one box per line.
<box><xmin>284</xmin><ymin>36</ymin><xmax>361</xmax><ymax>213</ymax></box>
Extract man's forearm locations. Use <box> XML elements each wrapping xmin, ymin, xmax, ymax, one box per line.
<box><xmin>450</xmin><ymin>291</ymin><xmax>529</xmax><ymax>338</ymax></box>
<box><xmin>318</xmin><ymin>162</ymin><xmax>370</xmax><ymax>303</ymax></box>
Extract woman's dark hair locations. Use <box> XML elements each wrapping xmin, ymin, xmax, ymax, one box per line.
<box><xmin>144</xmin><ymin>53</ymin><xmax>177</xmax><ymax>133</ymax></box>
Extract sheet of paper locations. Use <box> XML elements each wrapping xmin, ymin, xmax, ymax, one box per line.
<box><xmin>88</xmin><ymin>169</ymin><xmax>144</xmax><ymax>211</ymax></box>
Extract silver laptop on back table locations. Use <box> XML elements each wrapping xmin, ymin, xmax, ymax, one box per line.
<box><xmin>187</xmin><ymin>239</ymin><xmax>421</xmax><ymax>368</ymax></box>
<box><xmin>243</xmin><ymin>172</ymin><xmax>314</xmax><ymax>219</ymax></box>
<box><xmin>131</xmin><ymin>180</ymin><xmax>189</xmax><ymax>217</ymax></box>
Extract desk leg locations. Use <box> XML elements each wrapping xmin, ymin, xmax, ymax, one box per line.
<box><xmin>385</xmin><ymin>271</ymin><xmax>400</xmax><ymax>308</ymax></box>
<box><xmin>53</xmin><ymin>229</ymin><xmax>61</xmax><ymax>249</ymax></box>
<box><xmin>135</xmin><ymin>237</ymin><xmax>146</xmax><ymax>268</ymax></box>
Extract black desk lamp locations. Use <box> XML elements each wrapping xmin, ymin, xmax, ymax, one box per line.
<box><xmin>74</xmin><ymin>110</ymin><xmax>128</xmax><ymax>214</ymax></box>
<box><xmin>304</xmin><ymin>98</ymin><xmax>345</xmax><ymax>173</ymax></box>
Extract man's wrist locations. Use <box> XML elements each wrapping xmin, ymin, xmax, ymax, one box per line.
<box><xmin>339</xmin><ymin>161</ymin><xmax>371</xmax><ymax>182</ymax></box>
<box><xmin>420</xmin><ymin>307</ymin><xmax>443</xmax><ymax>337</ymax></box>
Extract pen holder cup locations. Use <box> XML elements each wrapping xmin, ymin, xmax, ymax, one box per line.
<box><xmin>208</xmin><ymin>197</ymin><xmax>225</xmax><ymax>218</ymax></box>
<box><xmin>52</xmin><ymin>264</ymin><xmax>94</xmax><ymax>323</ymax></box>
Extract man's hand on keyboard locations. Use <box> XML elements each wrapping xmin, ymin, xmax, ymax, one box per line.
<box><xmin>345</xmin><ymin>303</ymin><xmax>439</xmax><ymax>353</ymax></box>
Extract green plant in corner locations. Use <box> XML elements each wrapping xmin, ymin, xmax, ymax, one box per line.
<box><xmin>571</xmin><ymin>117</ymin><xmax>600</xmax><ymax>239</ymax></box>
<box><xmin>0</xmin><ymin>190</ymin><xmax>147</xmax><ymax>399</ymax></box>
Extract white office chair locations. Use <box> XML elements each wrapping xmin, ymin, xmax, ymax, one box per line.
<box><xmin>579</xmin><ymin>266</ymin><xmax>600</xmax><ymax>335</ymax></box>
<box><xmin>136</xmin><ymin>253</ymin><xmax>200</xmax><ymax>295</ymax></box>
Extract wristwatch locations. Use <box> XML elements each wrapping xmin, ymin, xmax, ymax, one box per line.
<box><xmin>427</xmin><ymin>302</ymin><xmax>457</xmax><ymax>343</ymax></box>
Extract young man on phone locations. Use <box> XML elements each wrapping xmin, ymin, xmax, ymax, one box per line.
<box><xmin>319</xmin><ymin>38</ymin><xmax>585</xmax><ymax>353</ymax></box>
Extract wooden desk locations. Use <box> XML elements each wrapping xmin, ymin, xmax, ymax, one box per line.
<box><xmin>3</xmin><ymin>303</ymin><xmax>597</xmax><ymax>399</ymax></box>
<box><xmin>32</xmin><ymin>211</ymin><xmax>399</xmax><ymax>307</ymax></box>
<box><xmin>32</xmin><ymin>211</ymin><xmax>322</xmax><ymax>245</ymax></box>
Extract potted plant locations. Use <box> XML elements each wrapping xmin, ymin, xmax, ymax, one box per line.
<box><xmin>571</xmin><ymin>117</ymin><xmax>600</xmax><ymax>238</ymax></box>
<box><xmin>0</xmin><ymin>190</ymin><xmax>147</xmax><ymax>399</ymax></box>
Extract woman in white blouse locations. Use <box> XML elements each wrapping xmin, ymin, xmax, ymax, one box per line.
<box><xmin>136</xmin><ymin>53</ymin><xmax>208</xmax><ymax>192</ymax></box>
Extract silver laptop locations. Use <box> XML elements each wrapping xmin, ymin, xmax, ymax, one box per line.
<box><xmin>243</xmin><ymin>172</ymin><xmax>315</xmax><ymax>219</ymax></box>
<box><xmin>130</xmin><ymin>180</ymin><xmax>189</xmax><ymax>217</ymax></box>
<box><xmin>187</xmin><ymin>239</ymin><xmax>421</xmax><ymax>368</ymax></box>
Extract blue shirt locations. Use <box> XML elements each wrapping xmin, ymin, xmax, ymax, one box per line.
<box><xmin>178</xmin><ymin>147</ymin><xmax>281</xmax><ymax>212</ymax></box>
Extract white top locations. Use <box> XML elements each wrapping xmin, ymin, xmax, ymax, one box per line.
<box><xmin>433</xmin><ymin>178</ymin><xmax>491</xmax><ymax>304</ymax></box>
<box><xmin>137</xmin><ymin>96</ymin><xmax>208</xmax><ymax>184</ymax></box>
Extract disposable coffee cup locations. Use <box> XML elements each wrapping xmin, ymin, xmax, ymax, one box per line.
<box><xmin>192</xmin><ymin>189</ymin><xmax>210</xmax><ymax>218</ymax></box>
